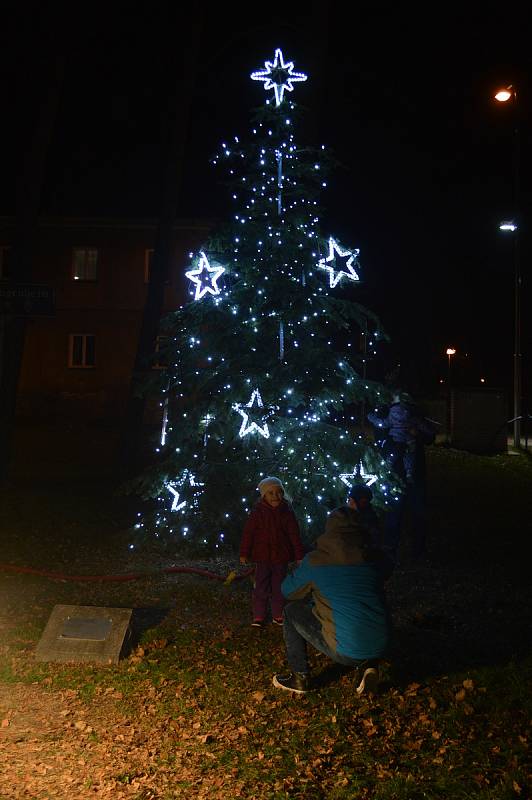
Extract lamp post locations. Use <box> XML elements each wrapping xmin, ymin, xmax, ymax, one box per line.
<box><xmin>445</xmin><ymin>347</ymin><xmax>456</xmax><ymax>443</ymax></box>
<box><xmin>494</xmin><ymin>85</ymin><xmax>522</xmax><ymax>450</ymax></box>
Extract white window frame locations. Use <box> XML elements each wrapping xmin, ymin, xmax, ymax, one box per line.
<box><xmin>68</xmin><ymin>334</ymin><xmax>96</xmax><ymax>368</ymax></box>
<box><xmin>71</xmin><ymin>247</ymin><xmax>99</xmax><ymax>281</ymax></box>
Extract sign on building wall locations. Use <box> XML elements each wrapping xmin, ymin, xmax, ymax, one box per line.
<box><xmin>0</xmin><ymin>284</ymin><xmax>55</xmax><ymax>316</ymax></box>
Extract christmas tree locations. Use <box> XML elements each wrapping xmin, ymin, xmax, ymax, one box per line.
<box><xmin>133</xmin><ymin>49</ymin><xmax>397</xmax><ymax>552</ymax></box>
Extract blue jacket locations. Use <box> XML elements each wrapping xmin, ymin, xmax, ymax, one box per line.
<box><xmin>368</xmin><ymin>402</ymin><xmax>436</xmax><ymax>445</ymax></box>
<box><xmin>281</xmin><ymin>507</ymin><xmax>392</xmax><ymax>661</ymax></box>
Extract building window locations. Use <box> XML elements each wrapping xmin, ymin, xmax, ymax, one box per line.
<box><xmin>68</xmin><ymin>334</ymin><xmax>96</xmax><ymax>368</ymax></box>
<box><xmin>0</xmin><ymin>245</ymin><xmax>12</xmax><ymax>280</ymax></box>
<box><xmin>72</xmin><ymin>248</ymin><xmax>98</xmax><ymax>281</ymax></box>
<box><xmin>153</xmin><ymin>335</ymin><xmax>169</xmax><ymax>369</ymax></box>
<box><xmin>144</xmin><ymin>249</ymin><xmax>154</xmax><ymax>283</ymax></box>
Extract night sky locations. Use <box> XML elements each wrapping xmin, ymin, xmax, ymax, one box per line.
<box><xmin>3</xmin><ymin>5</ymin><xmax>531</xmax><ymax>398</ymax></box>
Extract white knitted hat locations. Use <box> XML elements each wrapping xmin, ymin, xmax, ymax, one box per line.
<box><xmin>257</xmin><ymin>476</ymin><xmax>284</xmax><ymax>497</ymax></box>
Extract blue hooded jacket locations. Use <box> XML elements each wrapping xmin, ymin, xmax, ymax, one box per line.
<box><xmin>281</xmin><ymin>507</ymin><xmax>392</xmax><ymax>661</ymax></box>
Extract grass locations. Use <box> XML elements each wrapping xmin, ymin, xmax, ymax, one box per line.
<box><xmin>0</xmin><ymin>444</ymin><xmax>531</xmax><ymax>798</ymax></box>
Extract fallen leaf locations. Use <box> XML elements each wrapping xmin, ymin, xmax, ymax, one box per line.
<box><xmin>252</xmin><ymin>691</ymin><xmax>265</xmax><ymax>703</ymax></box>
<box><xmin>1</xmin><ymin>719</ymin><xmax>9</xmax><ymax>728</ymax></box>
<box><xmin>361</xmin><ymin>718</ymin><xmax>378</xmax><ymax>736</ymax></box>
<box><xmin>463</xmin><ymin>679</ymin><xmax>474</xmax><ymax>691</ymax></box>
<box><xmin>455</xmin><ymin>689</ymin><xmax>466</xmax><ymax>702</ymax></box>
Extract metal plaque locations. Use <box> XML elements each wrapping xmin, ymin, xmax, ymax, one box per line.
<box><xmin>59</xmin><ymin>616</ymin><xmax>113</xmax><ymax>641</ymax></box>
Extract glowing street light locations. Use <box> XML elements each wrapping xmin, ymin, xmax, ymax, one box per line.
<box><xmin>446</xmin><ymin>347</ymin><xmax>456</xmax><ymax>374</ymax></box>
<box><xmin>494</xmin><ymin>86</ymin><xmax>514</xmax><ymax>103</ymax></box>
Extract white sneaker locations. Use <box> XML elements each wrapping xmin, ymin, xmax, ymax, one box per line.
<box><xmin>355</xmin><ymin>666</ymin><xmax>379</xmax><ymax>695</ymax></box>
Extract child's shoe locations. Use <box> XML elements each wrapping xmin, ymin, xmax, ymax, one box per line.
<box><xmin>272</xmin><ymin>617</ymin><xmax>284</xmax><ymax>626</ymax></box>
<box><xmin>251</xmin><ymin>618</ymin><xmax>264</xmax><ymax>627</ymax></box>
<box><xmin>272</xmin><ymin>671</ymin><xmax>310</xmax><ymax>694</ymax></box>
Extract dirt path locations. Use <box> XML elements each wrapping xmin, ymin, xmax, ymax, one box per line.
<box><xmin>1</xmin><ymin>682</ymin><xmax>161</xmax><ymax>799</ymax></box>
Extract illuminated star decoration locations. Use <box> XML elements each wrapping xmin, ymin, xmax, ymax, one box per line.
<box><xmin>318</xmin><ymin>237</ymin><xmax>361</xmax><ymax>288</ymax></box>
<box><xmin>166</xmin><ymin>472</ymin><xmax>204</xmax><ymax>512</ymax></box>
<box><xmin>339</xmin><ymin>462</ymin><xmax>378</xmax><ymax>489</ymax></box>
<box><xmin>233</xmin><ymin>388</ymin><xmax>271</xmax><ymax>439</ymax></box>
<box><xmin>185</xmin><ymin>252</ymin><xmax>225</xmax><ymax>301</ymax></box>
<box><xmin>251</xmin><ymin>48</ymin><xmax>308</xmax><ymax>107</ymax></box>
<box><xmin>167</xmin><ymin>483</ymin><xmax>186</xmax><ymax>512</ymax></box>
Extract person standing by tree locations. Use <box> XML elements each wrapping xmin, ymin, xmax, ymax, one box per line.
<box><xmin>240</xmin><ymin>477</ymin><xmax>304</xmax><ymax>627</ymax></box>
<box><xmin>368</xmin><ymin>393</ymin><xmax>436</xmax><ymax>563</ymax></box>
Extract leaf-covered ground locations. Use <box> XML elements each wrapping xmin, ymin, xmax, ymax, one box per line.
<box><xmin>0</xmin><ymin>440</ymin><xmax>531</xmax><ymax>799</ymax></box>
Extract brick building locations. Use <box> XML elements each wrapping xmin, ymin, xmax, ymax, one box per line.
<box><xmin>0</xmin><ymin>216</ymin><xmax>210</xmax><ymax>421</ymax></box>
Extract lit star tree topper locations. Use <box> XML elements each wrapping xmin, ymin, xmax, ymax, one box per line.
<box><xmin>251</xmin><ymin>48</ymin><xmax>308</xmax><ymax>106</ymax></box>
<box><xmin>185</xmin><ymin>251</ymin><xmax>225</xmax><ymax>301</ymax></box>
<box><xmin>233</xmin><ymin>388</ymin><xmax>272</xmax><ymax>439</ymax></box>
<box><xmin>318</xmin><ymin>237</ymin><xmax>361</xmax><ymax>288</ymax></box>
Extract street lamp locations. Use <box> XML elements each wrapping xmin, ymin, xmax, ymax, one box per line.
<box><xmin>445</xmin><ymin>348</ymin><xmax>456</xmax><ymax>444</ymax></box>
<box><xmin>494</xmin><ymin>87</ymin><xmax>513</xmax><ymax>103</ymax></box>
<box><xmin>494</xmin><ymin>84</ymin><xmax>522</xmax><ymax>449</ymax></box>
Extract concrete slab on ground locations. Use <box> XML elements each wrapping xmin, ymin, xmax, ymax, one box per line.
<box><xmin>35</xmin><ymin>604</ymin><xmax>132</xmax><ymax>664</ymax></box>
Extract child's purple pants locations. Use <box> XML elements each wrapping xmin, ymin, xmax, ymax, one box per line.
<box><xmin>252</xmin><ymin>562</ymin><xmax>288</xmax><ymax>620</ymax></box>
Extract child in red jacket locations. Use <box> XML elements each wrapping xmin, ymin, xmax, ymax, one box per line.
<box><xmin>240</xmin><ymin>477</ymin><xmax>304</xmax><ymax>627</ymax></box>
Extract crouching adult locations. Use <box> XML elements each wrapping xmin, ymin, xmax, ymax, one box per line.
<box><xmin>273</xmin><ymin>504</ymin><xmax>392</xmax><ymax>695</ymax></box>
